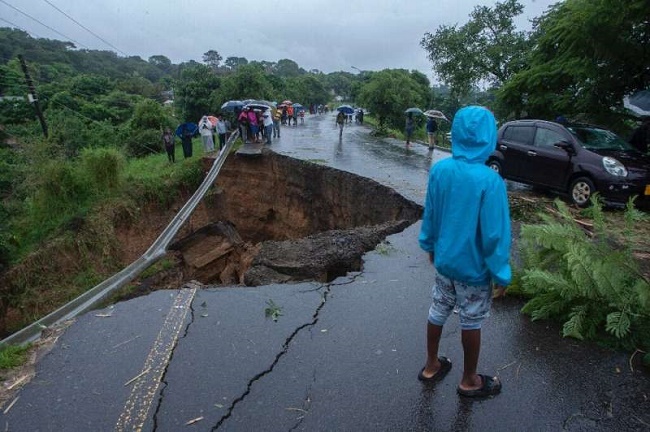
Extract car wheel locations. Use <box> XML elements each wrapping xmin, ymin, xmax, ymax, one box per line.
<box><xmin>488</xmin><ymin>160</ymin><xmax>502</xmax><ymax>176</ymax></box>
<box><xmin>569</xmin><ymin>177</ymin><xmax>595</xmax><ymax>207</ymax></box>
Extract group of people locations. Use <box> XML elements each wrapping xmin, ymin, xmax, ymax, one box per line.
<box><xmin>161</xmin><ymin>114</ymin><xmax>229</xmax><ymax>163</ymax></box>
<box><xmin>279</xmin><ymin>104</ymin><xmax>305</xmax><ymax>126</ymax></box>
<box><xmin>405</xmin><ymin>113</ymin><xmax>439</xmax><ymax>149</ymax></box>
<box><xmin>236</xmin><ymin>106</ymin><xmax>279</xmax><ymax>145</ymax></box>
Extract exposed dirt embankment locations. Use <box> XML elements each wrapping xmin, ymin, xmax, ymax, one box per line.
<box><xmin>173</xmin><ymin>150</ymin><xmax>423</xmax><ymax>285</ymax></box>
<box><xmin>206</xmin><ymin>150</ymin><xmax>422</xmax><ymax>242</ymax></box>
<box><xmin>0</xmin><ymin>151</ymin><xmax>421</xmax><ymax>335</ymax></box>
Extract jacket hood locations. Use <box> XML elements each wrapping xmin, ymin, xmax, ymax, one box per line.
<box><xmin>451</xmin><ymin>106</ymin><xmax>497</xmax><ymax>163</ymax></box>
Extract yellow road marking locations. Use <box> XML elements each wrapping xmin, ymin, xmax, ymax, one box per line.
<box><xmin>115</xmin><ymin>286</ymin><xmax>197</xmax><ymax>432</ymax></box>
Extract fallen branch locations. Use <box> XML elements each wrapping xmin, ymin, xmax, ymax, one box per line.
<box><xmin>629</xmin><ymin>348</ymin><xmax>647</xmax><ymax>373</ymax></box>
<box><xmin>2</xmin><ymin>397</ymin><xmax>19</xmax><ymax>414</ymax></box>
<box><xmin>185</xmin><ymin>416</ymin><xmax>203</xmax><ymax>425</ymax></box>
<box><xmin>7</xmin><ymin>375</ymin><xmax>29</xmax><ymax>390</ymax></box>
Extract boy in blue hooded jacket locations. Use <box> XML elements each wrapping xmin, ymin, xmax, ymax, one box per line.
<box><xmin>418</xmin><ymin>106</ymin><xmax>511</xmax><ymax>398</ymax></box>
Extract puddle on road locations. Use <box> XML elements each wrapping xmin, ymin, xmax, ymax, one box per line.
<box><xmin>165</xmin><ymin>150</ymin><xmax>422</xmax><ymax>287</ymax></box>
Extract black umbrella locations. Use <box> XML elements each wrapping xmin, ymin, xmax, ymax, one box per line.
<box><xmin>220</xmin><ymin>100</ymin><xmax>244</xmax><ymax>112</ymax></box>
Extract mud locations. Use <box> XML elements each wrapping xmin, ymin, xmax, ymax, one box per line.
<box><xmin>169</xmin><ymin>150</ymin><xmax>422</xmax><ymax>286</ymax></box>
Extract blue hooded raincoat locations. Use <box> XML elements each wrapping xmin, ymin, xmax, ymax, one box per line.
<box><xmin>418</xmin><ymin>106</ymin><xmax>511</xmax><ymax>287</ymax></box>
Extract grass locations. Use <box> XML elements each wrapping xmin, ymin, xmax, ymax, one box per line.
<box><xmin>140</xmin><ymin>258</ymin><xmax>176</xmax><ymax>279</ymax></box>
<box><xmin>0</xmin><ymin>139</ymin><xmax>209</xmax><ymax>337</ymax></box>
<box><xmin>375</xmin><ymin>241</ymin><xmax>395</xmax><ymax>255</ymax></box>
<box><xmin>0</xmin><ymin>344</ymin><xmax>30</xmax><ymax>369</ymax></box>
<box><xmin>306</xmin><ymin>159</ymin><xmax>329</xmax><ymax>165</ymax></box>
<box><xmin>363</xmin><ymin>115</ymin><xmax>450</xmax><ymax>148</ymax></box>
<box><xmin>264</xmin><ymin>299</ymin><xmax>283</xmax><ymax>322</ymax></box>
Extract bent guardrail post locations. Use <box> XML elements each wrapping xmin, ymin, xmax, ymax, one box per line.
<box><xmin>0</xmin><ymin>131</ymin><xmax>240</xmax><ymax>347</ymax></box>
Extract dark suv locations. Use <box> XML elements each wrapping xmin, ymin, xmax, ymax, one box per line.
<box><xmin>486</xmin><ymin>120</ymin><xmax>650</xmax><ymax>207</ymax></box>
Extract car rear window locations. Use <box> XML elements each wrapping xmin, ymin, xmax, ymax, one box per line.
<box><xmin>502</xmin><ymin>125</ymin><xmax>534</xmax><ymax>145</ymax></box>
<box><xmin>568</xmin><ymin>126</ymin><xmax>635</xmax><ymax>151</ymax></box>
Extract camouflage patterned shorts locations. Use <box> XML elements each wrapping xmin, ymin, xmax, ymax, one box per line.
<box><xmin>428</xmin><ymin>273</ymin><xmax>492</xmax><ymax>330</ymax></box>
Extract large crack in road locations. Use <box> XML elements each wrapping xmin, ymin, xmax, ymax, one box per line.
<box><xmin>210</xmin><ymin>275</ymin><xmax>362</xmax><ymax>430</ymax></box>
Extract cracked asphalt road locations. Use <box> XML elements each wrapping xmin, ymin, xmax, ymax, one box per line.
<box><xmin>1</xmin><ymin>114</ymin><xmax>648</xmax><ymax>431</ymax></box>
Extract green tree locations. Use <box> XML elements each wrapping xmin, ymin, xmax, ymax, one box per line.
<box><xmin>420</xmin><ymin>0</ymin><xmax>529</xmax><ymax>97</ymax></box>
<box><xmin>324</xmin><ymin>72</ymin><xmax>356</xmax><ymax>101</ymax></box>
<box><xmin>213</xmin><ymin>64</ymin><xmax>273</xmax><ymax>103</ymax></box>
<box><xmin>174</xmin><ymin>63</ymin><xmax>221</xmax><ymax>121</ymax></box>
<box><xmin>130</xmin><ymin>99</ymin><xmax>166</xmax><ymax>130</ymax></box>
<box><xmin>148</xmin><ymin>55</ymin><xmax>172</xmax><ymax>72</ymax></box>
<box><xmin>224</xmin><ymin>56</ymin><xmax>248</xmax><ymax>71</ymax></box>
<box><xmin>202</xmin><ymin>50</ymin><xmax>223</xmax><ymax>70</ymax></box>
<box><xmin>498</xmin><ymin>0</ymin><xmax>650</xmax><ymax>126</ymax></box>
<box><xmin>274</xmin><ymin>59</ymin><xmax>302</xmax><ymax>78</ymax></box>
<box><xmin>357</xmin><ymin>69</ymin><xmax>429</xmax><ymax>130</ymax></box>
<box><xmin>284</xmin><ymin>75</ymin><xmax>329</xmax><ymax>106</ymax></box>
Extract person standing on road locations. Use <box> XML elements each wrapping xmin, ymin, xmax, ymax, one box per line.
<box><xmin>238</xmin><ymin>108</ymin><xmax>250</xmax><ymax>143</ymax></box>
<box><xmin>273</xmin><ymin>107</ymin><xmax>281</xmax><ymax>138</ymax></box>
<box><xmin>262</xmin><ymin>108</ymin><xmax>274</xmax><ymax>144</ymax></box>
<box><xmin>336</xmin><ymin>111</ymin><xmax>346</xmax><ymax>138</ymax></box>
<box><xmin>287</xmin><ymin>104</ymin><xmax>294</xmax><ymax>126</ymax></box>
<box><xmin>247</xmin><ymin>108</ymin><xmax>260</xmax><ymax>143</ymax></box>
<box><xmin>426</xmin><ymin>117</ymin><xmax>438</xmax><ymax>150</ymax></box>
<box><xmin>162</xmin><ymin>127</ymin><xmax>175</xmax><ymax>163</ymax></box>
<box><xmin>405</xmin><ymin>113</ymin><xmax>415</xmax><ymax>148</ymax></box>
<box><xmin>418</xmin><ymin>106</ymin><xmax>511</xmax><ymax>398</ymax></box>
<box><xmin>198</xmin><ymin>116</ymin><xmax>215</xmax><ymax>152</ymax></box>
<box><xmin>216</xmin><ymin>114</ymin><xmax>227</xmax><ymax>151</ymax></box>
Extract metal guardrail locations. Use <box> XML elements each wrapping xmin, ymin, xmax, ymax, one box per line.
<box><xmin>0</xmin><ymin>131</ymin><xmax>239</xmax><ymax>347</ymax></box>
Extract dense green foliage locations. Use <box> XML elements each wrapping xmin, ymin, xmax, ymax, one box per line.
<box><xmin>357</xmin><ymin>69</ymin><xmax>430</xmax><ymax>130</ymax></box>
<box><xmin>421</xmin><ymin>0</ymin><xmax>529</xmax><ymax>98</ymax></box>
<box><xmin>422</xmin><ymin>0</ymin><xmax>650</xmax><ymax>130</ymax></box>
<box><xmin>518</xmin><ymin>198</ymin><xmax>650</xmax><ymax>352</ymax></box>
<box><xmin>499</xmin><ymin>0</ymin><xmax>650</xmax><ymax>127</ymax></box>
<box><xmin>1</xmin><ymin>1</ymin><xmax>649</xmax><ymax>356</ymax></box>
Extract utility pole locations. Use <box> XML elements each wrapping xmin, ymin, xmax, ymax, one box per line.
<box><xmin>18</xmin><ymin>54</ymin><xmax>48</xmax><ymax>138</ymax></box>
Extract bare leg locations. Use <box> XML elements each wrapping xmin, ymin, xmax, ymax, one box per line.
<box><xmin>459</xmin><ymin>329</ymin><xmax>483</xmax><ymax>390</ymax></box>
<box><xmin>421</xmin><ymin>322</ymin><xmax>443</xmax><ymax>378</ymax></box>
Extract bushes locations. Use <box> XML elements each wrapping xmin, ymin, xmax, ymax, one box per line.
<box><xmin>123</xmin><ymin>128</ymin><xmax>163</xmax><ymax>157</ymax></box>
<box><xmin>517</xmin><ymin>197</ymin><xmax>650</xmax><ymax>359</ymax></box>
<box><xmin>81</xmin><ymin>147</ymin><xmax>123</xmax><ymax>192</ymax></box>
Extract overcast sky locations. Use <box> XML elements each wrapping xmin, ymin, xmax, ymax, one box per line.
<box><xmin>2</xmin><ymin>0</ymin><xmax>556</xmax><ymax>80</ymax></box>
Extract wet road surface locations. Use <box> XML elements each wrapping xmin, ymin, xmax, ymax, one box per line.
<box><xmin>1</xmin><ymin>114</ymin><xmax>648</xmax><ymax>431</ymax></box>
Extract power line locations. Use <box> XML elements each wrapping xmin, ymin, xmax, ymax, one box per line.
<box><xmin>46</xmin><ymin>98</ymin><xmax>104</xmax><ymax>125</ymax></box>
<box><xmin>0</xmin><ymin>17</ymin><xmax>44</xmax><ymax>38</ymax></box>
<box><xmin>41</xmin><ymin>0</ymin><xmax>128</xmax><ymax>56</ymax></box>
<box><xmin>0</xmin><ymin>0</ymin><xmax>89</xmax><ymax>49</ymax></box>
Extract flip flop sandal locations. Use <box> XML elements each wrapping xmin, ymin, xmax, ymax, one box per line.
<box><xmin>417</xmin><ymin>356</ymin><xmax>452</xmax><ymax>384</ymax></box>
<box><xmin>457</xmin><ymin>374</ymin><xmax>502</xmax><ymax>398</ymax></box>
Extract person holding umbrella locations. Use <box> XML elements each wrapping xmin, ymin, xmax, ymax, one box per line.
<box><xmin>426</xmin><ymin>116</ymin><xmax>438</xmax><ymax>150</ymax></box>
<box><xmin>336</xmin><ymin>110</ymin><xmax>346</xmax><ymax>138</ymax></box>
<box><xmin>176</xmin><ymin>122</ymin><xmax>196</xmax><ymax>159</ymax></box>
<box><xmin>405</xmin><ymin>112</ymin><xmax>415</xmax><ymax>148</ymax></box>
<box><xmin>198</xmin><ymin>115</ymin><xmax>215</xmax><ymax>153</ymax></box>
<box><xmin>262</xmin><ymin>108</ymin><xmax>274</xmax><ymax>144</ymax></box>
